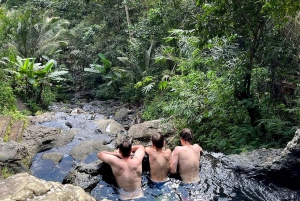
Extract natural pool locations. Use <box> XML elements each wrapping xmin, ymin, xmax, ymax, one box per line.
<box><xmin>30</xmin><ymin>109</ymin><xmax>300</xmax><ymax>201</ymax></box>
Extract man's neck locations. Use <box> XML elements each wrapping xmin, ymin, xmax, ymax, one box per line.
<box><xmin>152</xmin><ymin>146</ymin><xmax>162</xmax><ymax>152</ymax></box>
<box><xmin>181</xmin><ymin>140</ymin><xmax>191</xmax><ymax>146</ymax></box>
<box><xmin>122</xmin><ymin>156</ymin><xmax>130</xmax><ymax>161</ymax></box>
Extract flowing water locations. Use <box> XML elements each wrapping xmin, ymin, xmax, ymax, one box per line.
<box><xmin>30</xmin><ymin>104</ymin><xmax>300</xmax><ymax>201</ymax></box>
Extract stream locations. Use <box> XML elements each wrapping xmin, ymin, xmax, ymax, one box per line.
<box><xmin>29</xmin><ymin>102</ymin><xmax>300</xmax><ymax>201</ymax></box>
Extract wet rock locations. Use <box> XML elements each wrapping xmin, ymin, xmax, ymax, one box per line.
<box><xmin>125</xmin><ymin>119</ymin><xmax>176</xmax><ymax>147</ymax></box>
<box><xmin>63</xmin><ymin>161</ymin><xmax>104</xmax><ymax>192</ymax></box>
<box><xmin>63</xmin><ymin>161</ymin><xmax>116</xmax><ymax>193</ymax></box>
<box><xmin>54</xmin><ymin>129</ymin><xmax>77</xmax><ymax>148</ymax></box>
<box><xmin>95</xmin><ymin>119</ymin><xmax>126</xmax><ymax>137</ymax></box>
<box><xmin>0</xmin><ymin>139</ymin><xmax>30</xmax><ymax>175</ymax></box>
<box><xmin>220</xmin><ymin>148</ymin><xmax>282</xmax><ymax>176</ymax></box>
<box><xmin>70</xmin><ymin>140</ymin><xmax>113</xmax><ymax>161</ymax></box>
<box><xmin>42</xmin><ymin>152</ymin><xmax>64</xmax><ymax>165</ymax></box>
<box><xmin>0</xmin><ymin>172</ymin><xmax>95</xmax><ymax>200</ymax></box>
<box><xmin>220</xmin><ymin>128</ymin><xmax>300</xmax><ymax>189</ymax></box>
<box><xmin>266</xmin><ymin>129</ymin><xmax>300</xmax><ymax>188</ymax></box>
<box><xmin>22</xmin><ymin>126</ymin><xmax>61</xmax><ymax>158</ymax></box>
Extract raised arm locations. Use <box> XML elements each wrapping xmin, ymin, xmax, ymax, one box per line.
<box><xmin>169</xmin><ymin>147</ymin><xmax>179</xmax><ymax>174</ymax></box>
<box><xmin>131</xmin><ymin>145</ymin><xmax>145</xmax><ymax>161</ymax></box>
<box><xmin>98</xmin><ymin>151</ymin><xmax>122</xmax><ymax>165</ymax></box>
<box><xmin>145</xmin><ymin>146</ymin><xmax>152</xmax><ymax>155</ymax></box>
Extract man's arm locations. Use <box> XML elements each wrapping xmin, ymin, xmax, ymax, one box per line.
<box><xmin>131</xmin><ymin>145</ymin><xmax>145</xmax><ymax>161</ymax></box>
<box><xmin>169</xmin><ymin>147</ymin><xmax>179</xmax><ymax>174</ymax></box>
<box><xmin>145</xmin><ymin>146</ymin><xmax>153</xmax><ymax>155</ymax></box>
<box><xmin>98</xmin><ymin>151</ymin><xmax>122</xmax><ymax>165</ymax></box>
<box><xmin>194</xmin><ymin>144</ymin><xmax>203</xmax><ymax>156</ymax></box>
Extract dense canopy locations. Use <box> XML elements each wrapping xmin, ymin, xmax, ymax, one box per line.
<box><xmin>0</xmin><ymin>0</ymin><xmax>299</xmax><ymax>154</ymax></box>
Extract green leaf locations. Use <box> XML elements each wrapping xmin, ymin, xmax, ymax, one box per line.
<box><xmin>84</xmin><ymin>68</ymin><xmax>101</xmax><ymax>73</ymax></box>
<box><xmin>48</xmin><ymin>71</ymin><xmax>68</xmax><ymax>78</ymax></box>
<box><xmin>158</xmin><ymin>81</ymin><xmax>168</xmax><ymax>90</ymax></box>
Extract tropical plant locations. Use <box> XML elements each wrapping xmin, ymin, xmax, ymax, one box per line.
<box><xmin>84</xmin><ymin>53</ymin><xmax>124</xmax><ymax>91</ymax></box>
<box><xmin>6</xmin><ymin>56</ymin><xmax>68</xmax><ymax>110</ymax></box>
<box><xmin>6</xmin><ymin>8</ymin><xmax>71</xmax><ymax>62</ymax></box>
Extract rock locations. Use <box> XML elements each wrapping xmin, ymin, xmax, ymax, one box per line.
<box><xmin>42</xmin><ymin>152</ymin><xmax>64</xmax><ymax>165</ymax></box>
<box><xmin>21</xmin><ymin>126</ymin><xmax>61</xmax><ymax>158</ymax></box>
<box><xmin>126</xmin><ymin>119</ymin><xmax>176</xmax><ymax>146</ymax></box>
<box><xmin>0</xmin><ymin>139</ymin><xmax>30</xmax><ymax>175</ymax></box>
<box><xmin>0</xmin><ymin>172</ymin><xmax>95</xmax><ymax>200</ymax></box>
<box><xmin>220</xmin><ymin>148</ymin><xmax>282</xmax><ymax>176</ymax></box>
<box><xmin>70</xmin><ymin>140</ymin><xmax>113</xmax><ymax>161</ymax></box>
<box><xmin>63</xmin><ymin>161</ymin><xmax>110</xmax><ymax>192</ymax></box>
<box><xmin>71</xmin><ymin>108</ymin><xmax>85</xmax><ymax>115</ymax></box>
<box><xmin>220</xmin><ymin>128</ymin><xmax>300</xmax><ymax>189</ymax></box>
<box><xmin>54</xmin><ymin>128</ymin><xmax>77</xmax><ymax>147</ymax></box>
<box><xmin>114</xmin><ymin>107</ymin><xmax>130</xmax><ymax>122</ymax></box>
<box><xmin>266</xmin><ymin>129</ymin><xmax>300</xmax><ymax>188</ymax></box>
<box><xmin>95</xmin><ymin>119</ymin><xmax>126</xmax><ymax>137</ymax></box>
<box><xmin>28</xmin><ymin>112</ymin><xmax>56</xmax><ymax>124</ymax></box>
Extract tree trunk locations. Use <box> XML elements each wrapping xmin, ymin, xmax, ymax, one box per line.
<box><xmin>124</xmin><ymin>4</ymin><xmax>133</xmax><ymax>42</ymax></box>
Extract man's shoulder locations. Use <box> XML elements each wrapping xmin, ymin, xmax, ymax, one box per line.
<box><xmin>173</xmin><ymin>146</ymin><xmax>184</xmax><ymax>153</ymax></box>
<box><xmin>145</xmin><ymin>146</ymin><xmax>154</xmax><ymax>154</ymax></box>
<box><xmin>163</xmin><ymin>148</ymin><xmax>171</xmax><ymax>154</ymax></box>
<box><xmin>192</xmin><ymin>143</ymin><xmax>202</xmax><ymax>152</ymax></box>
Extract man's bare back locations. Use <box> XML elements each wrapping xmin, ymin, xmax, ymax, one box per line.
<box><xmin>109</xmin><ymin>154</ymin><xmax>143</xmax><ymax>190</ymax></box>
<box><xmin>98</xmin><ymin>142</ymin><xmax>145</xmax><ymax>200</ymax></box>
<box><xmin>170</xmin><ymin>128</ymin><xmax>203</xmax><ymax>183</ymax></box>
<box><xmin>145</xmin><ymin>147</ymin><xmax>171</xmax><ymax>182</ymax></box>
<box><xmin>171</xmin><ymin>144</ymin><xmax>201</xmax><ymax>183</ymax></box>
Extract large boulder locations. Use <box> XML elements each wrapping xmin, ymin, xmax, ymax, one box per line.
<box><xmin>95</xmin><ymin>119</ymin><xmax>126</xmax><ymax>137</ymax></box>
<box><xmin>220</xmin><ymin>128</ymin><xmax>300</xmax><ymax>189</ymax></box>
<box><xmin>0</xmin><ymin>139</ymin><xmax>30</xmax><ymax>176</ymax></box>
<box><xmin>0</xmin><ymin>173</ymin><xmax>96</xmax><ymax>201</ymax></box>
<box><xmin>220</xmin><ymin>148</ymin><xmax>282</xmax><ymax>176</ymax></box>
<box><xmin>0</xmin><ymin>115</ymin><xmax>76</xmax><ymax>178</ymax></box>
<box><xmin>70</xmin><ymin>140</ymin><xmax>113</xmax><ymax>161</ymax></box>
<box><xmin>63</xmin><ymin>161</ymin><xmax>115</xmax><ymax>193</ymax></box>
<box><xmin>28</xmin><ymin>112</ymin><xmax>57</xmax><ymax>124</ymax></box>
<box><xmin>124</xmin><ymin>119</ymin><xmax>176</xmax><ymax>147</ymax></box>
<box><xmin>21</xmin><ymin>126</ymin><xmax>77</xmax><ymax>160</ymax></box>
<box><xmin>266</xmin><ymin>128</ymin><xmax>300</xmax><ymax>188</ymax></box>
<box><xmin>21</xmin><ymin>126</ymin><xmax>61</xmax><ymax>155</ymax></box>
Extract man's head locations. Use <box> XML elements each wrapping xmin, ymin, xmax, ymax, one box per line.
<box><xmin>180</xmin><ymin>128</ymin><xmax>193</xmax><ymax>142</ymax></box>
<box><xmin>118</xmin><ymin>138</ymin><xmax>132</xmax><ymax>157</ymax></box>
<box><xmin>151</xmin><ymin>133</ymin><xmax>164</xmax><ymax>149</ymax></box>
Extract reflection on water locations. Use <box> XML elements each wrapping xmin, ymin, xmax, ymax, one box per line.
<box><xmin>31</xmin><ymin>152</ymin><xmax>74</xmax><ymax>183</ymax></box>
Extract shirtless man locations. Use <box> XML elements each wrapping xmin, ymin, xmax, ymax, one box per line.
<box><xmin>145</xmin><ymin>133</ymin><xmax>171</xmax><ymax>183</ymax></box>
<box><xmin>169</xmin><ymin>128</ymin><xmax>203</xmax><ymax>183</ymax></box>
<box><xmin>98</xmin><ymin>138</ymin><xmax>145</xmax><ymax>200</ymax></box>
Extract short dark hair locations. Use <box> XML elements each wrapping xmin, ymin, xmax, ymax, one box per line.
<box><xmin>118</xmin><ymin>138</ymin><xmax>132</xmax><ymax>157</ymax></box>
<box><xmin>180</xmin><ymin>128</ymin><xmax>193</xmax><ymax>142</ymax></box>
<box><xmin>151</xmin><ymin>133</ymin><xmax>164</xmax><ymax>149</ymax></box>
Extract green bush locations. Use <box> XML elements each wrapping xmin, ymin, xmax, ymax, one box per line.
<box><xmin>0</xmin><ymin>84</ymin><xmax>16</xmax><ymax>115</ymax></box>
<box><xmin>94</xmin><ymin>83</ymin><xmax>118</xmax><ymax>100</ymax></box>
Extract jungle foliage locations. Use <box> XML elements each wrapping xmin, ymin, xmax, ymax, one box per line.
<box><xmin>0</xmin><ymin>0</ymin><xmax>299</xmax><ymax>153</ymax></box>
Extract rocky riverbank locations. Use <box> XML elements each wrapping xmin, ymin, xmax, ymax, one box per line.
<box><xmin>0</xmin><ymin>99</ymin><xmax>300</xmax><ymax>200</ymax></box>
